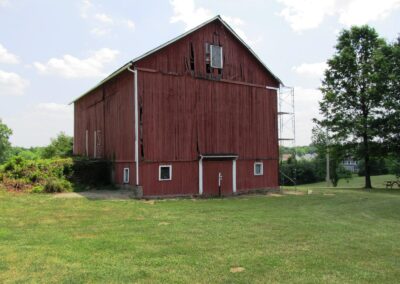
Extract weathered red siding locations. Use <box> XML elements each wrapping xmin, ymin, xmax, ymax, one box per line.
<box><xmin>73</xmin><ymin>17</ymin><xmax>280</xmax><ymax>196</ymax></box>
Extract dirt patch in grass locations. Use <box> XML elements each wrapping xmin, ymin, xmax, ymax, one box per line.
<box><xmin>230</xmin><ymin>267</ymin><xmax>245</xmax><ymax>273</ymax></box>
<box><xmin>54</xmin><ymin>190</ymin><xmax>135</xmax><ymax>200</ymax></box>
<box><xmin>283</xmin><ymin>190</ymin><xmax>306</xmax><ymax>196</ymax></box>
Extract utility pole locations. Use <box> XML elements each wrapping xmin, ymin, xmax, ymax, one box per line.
<box><xmin>325</xmin><ymin>128</ymin><xmax>331</xmax><ymax>187</ymax></box>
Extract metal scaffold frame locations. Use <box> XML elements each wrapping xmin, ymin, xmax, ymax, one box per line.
<box><xmin>278</xmin><ymin>86</ymin><xmax>296</xmax><ymax>186</ymax></box>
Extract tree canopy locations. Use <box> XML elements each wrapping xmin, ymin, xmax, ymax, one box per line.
<box><xmin>0</xmin><ymin>119</ymin><xmax>12</xmax><ymax>163</ymax></box>
<box><xmin>42</xmin><ymin>132</ymin><xmax>73</xmax><ymax>159</ymax></box>
<box><xmin>317</xmin><ymin>26</ymin><xmax>389</xmax><ymax>189</ymax></box>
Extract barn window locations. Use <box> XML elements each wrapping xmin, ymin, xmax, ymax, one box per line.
<box><xmin>159</xmin><ymin>165</ymin><xmax>172</xmax><ymax>181</ymax></box>
<box><xmin>254</xmin><ymin>162</ymin><xmax>263</xmax><ymax>176</ymax></box>
<box><xmin>123</xmin><ymin>168</ymin><xmax>130</xmax><ymax>184</ymax></box>
<box><xmin>210</xmin><ymin>45</ymin><xmax>223</xmax><ymax>69</ymax></box>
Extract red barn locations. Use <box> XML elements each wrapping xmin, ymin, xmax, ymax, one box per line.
<box><xmin>72</xmin><ymin>16</ymin><xmax>282</xmax><ymax>197</ymax></box>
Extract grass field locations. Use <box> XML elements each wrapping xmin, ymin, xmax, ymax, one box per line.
<box><xmin>1</xmin><ymin>185</ymin><xmax>400</xmax><ymax>283</ymax></box>
<box><xmin>293</xmin><ymin>174</ymin><xmax>398</xmax><ymax>189</ymax></box>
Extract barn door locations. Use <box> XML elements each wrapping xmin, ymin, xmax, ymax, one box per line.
<box><xmin>203</xmin><ymin>160</ymin><xmax>233</xmax><ymax>196</ymax></box>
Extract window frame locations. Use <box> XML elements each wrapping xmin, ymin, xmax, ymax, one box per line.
<box><xmin>254</xmin><ymin>162</ymin><xmax>264</xmax><ymax>176</ymax></box>
<box><xmin>210</xmin><ymin>44</ymin><xmax>223</xmax><ymax>69</ymax></box>
<box><xmin>123</xmin><ymin>167</ymin><xmax>130</xmax><ymax>184</ymax></box>
<box><xmin>159</xmin><ymin>165</ymin><xmax>172</xmax><ymax>181</ymax></box>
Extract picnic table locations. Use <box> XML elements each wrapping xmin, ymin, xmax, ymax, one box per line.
<box><xmin>384</xmin><ymin>180</ymin><xmax>400</xmax><ymax>189</ymax></box>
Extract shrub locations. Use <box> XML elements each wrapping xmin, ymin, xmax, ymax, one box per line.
<box><xmin>0</xmin><ymin>156</ymin><xmax>73</xmax><ymax>192</ymax></box>
<box><xmin>31</xmin><ymin>185</ymin><xmax>44</xmax><ymax>193</ymax></box>
<box><xmin>43</xmin><ymin>178</ymin><xmax>72</xmax><ymax>193</ymax></box>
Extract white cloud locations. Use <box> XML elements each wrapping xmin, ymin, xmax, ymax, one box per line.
<box><xmin>338</xmin><ymin>0</ymin><xmax>400</xmax><ymax>26</ymax></box>
<box><xmin>124</xmin><ymin>19</ymin><xmax>135</xmax><ymax>30</ymax></box>
<box><xmin>0</xmin><ymin>0</ymin><xmax>9</xmax><ymax>7</ymax></box>
<box><xmin>0</xmin><ymin>70</ymin><xmax>29</xmax><ymax>96</ymax></box>
<box><xmin>0</xmin><ymin>44</ymin><xmax>19</xmax><ymax>64</ymax></box>
<box><xmin>79</xmin><ymin>0</ymin><xmax>135</xmax><ymax>37</ymax></box>
<box><xmin>33</xmin><ymin>48</ymin><xmax>119</xmax><ymax>79</ymax></box>
<box><xmin>169</xmin><ymin>1</ymin><xmax>260</xmax><ymax>47</ymax></box>
<box><xmin>90</xmin><ymin>27</ymin><xmax>112</xmax><ymax>37</ymax></box>
<box><xmin>277</xmin><ymin>0</ymin><xmax>400</xmax><ymax>32</ymax></box>
<box><xmin>36</xmin><ymin>103</ymin><xmax>73</xmax><ymax>114</ymax></box>
<box><xmin>79</xmin><ymin>0</ymin><xmax>93</xmax><ymax>19</ymax></box>
<box><xmin>292</xmin><ymin>62</ymin><xmax>327</xmax><ymax>78</ymax></box>
<box><xmin>277</xmin><ymin>0</ymin><xmax>335</xmax><ymax>32</ymax></box>
<box><xmin>5</xmin><ymin>103</ymin><xmax>73</xmax><ymax>147</ymax></box>
<box><xmin>293</xmin><ymin>86</ymin><xmax>323</xmax><ymax>145</ymax></box>
<box><xmin>94</xmin><ymin>13</ymin><xmax>113</xmax><ymax>24</ymax></box>
<box><xmin>170</xmin><ymin>0</ymin><xmax>213</xmax><ymax>30</ymax></box>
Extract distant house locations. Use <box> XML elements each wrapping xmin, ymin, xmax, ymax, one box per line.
<box><xmin>342</xmin><ymin>158</ymin><xmax>359</xmax><ymax>173</ymax></box>
<box><xmin>71</xmin><ymin>16</ymin><xmax>283</xmax><ymax>197</ymax></box>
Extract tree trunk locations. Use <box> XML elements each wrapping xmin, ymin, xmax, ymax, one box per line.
<box><xmin>363</xmin><ymin>134</ymin><xmax>372</xmax><ymax>189</ymax></box>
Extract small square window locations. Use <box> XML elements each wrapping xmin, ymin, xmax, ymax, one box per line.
<box><xmin>159</xmin><ymin>165</ymin><xmax>172</xmax><ymax>181</ymax></box>
<box><xmin>123</xmin><ymin>168</ymin><xmax>130</xmax><ymax>184</ymax></box>
<box><xmin>254</xmin><ymin>162</ymin><xmax>263</xmax><ymax>176</ymax></box>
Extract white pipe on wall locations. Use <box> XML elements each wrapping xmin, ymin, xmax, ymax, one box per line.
<box><xmin>127</xmin><ymin>65</ymin><xmax>140</xmax><ymax>186</ymax></box>
<box><xmin>199</xmin><ymin>156</ymin><xmax>204</xmax><ymax>195</ymax></box>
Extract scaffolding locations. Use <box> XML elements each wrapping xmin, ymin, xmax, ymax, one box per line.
<box><xmin>278</xmin><ymin>86</ymin><xmax>296</xmax><ymax>186</ymax></box>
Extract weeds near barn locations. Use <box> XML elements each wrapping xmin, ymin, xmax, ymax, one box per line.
<box><xmin>1</xmin><ymin>185</ymin><xmax>400</xmax><ymax>282</ymax></box>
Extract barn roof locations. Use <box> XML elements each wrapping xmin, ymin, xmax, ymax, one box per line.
<box><xmin>71</xmin><ymin>15</ymin><xmax>282</xmax><ymax>103</ymax></box>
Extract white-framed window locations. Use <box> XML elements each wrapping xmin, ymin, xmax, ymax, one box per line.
<box><xmin>159</xmin><ymin>165</ymin><xmax>172</xmax><ymax>181</ymax></box>
<box><xmin>254</xmin><ymin>162</ymin><xmax>263</xmax><ymax>176</ymax></box>
<box><xmin>210</xmin><ymin>45</ymin><xmax>223</xmax><ymax>69</ymax></box>
<box><xmin>123</xmin><ymin>168</ymin><xmax>130</xmax><ymax>184</ymax></box>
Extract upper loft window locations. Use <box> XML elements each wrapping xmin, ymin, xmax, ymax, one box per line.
<box><xmin>210</xmin><ymin>45</ymin><xmax>223</xmax><ymax>69</ymax></box>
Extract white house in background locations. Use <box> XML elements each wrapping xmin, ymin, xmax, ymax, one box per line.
<box><xmin>342</xmin><ymin>158</ymin><xmax>359</xmax><ymax>173</ymax></box>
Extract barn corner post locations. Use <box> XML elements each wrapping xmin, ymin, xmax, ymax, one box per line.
<box><xmin>127</xmin><ymin>64</ymin><xmax>143</xmax><ymax>197</ymax></box>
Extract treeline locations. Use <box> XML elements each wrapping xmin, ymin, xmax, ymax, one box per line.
<box><xmin>280</xmin><ymin>153</ymin><xmax>400</xmax><ymax>186</ymax></box>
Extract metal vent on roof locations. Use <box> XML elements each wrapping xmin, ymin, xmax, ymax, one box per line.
<box><xmin>210</xmin><ymin>45</ymin><xmax>223</xmax><ymax>69</ymax></box>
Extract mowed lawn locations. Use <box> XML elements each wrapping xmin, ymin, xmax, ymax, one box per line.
<box><xmin>294</xmin><ymin>174</ymin><xmax>398</xmax><ymax>189</ymax></box>
<box><xmin>1</xmin><ymin>187</ymin><xmax>400</xmax><ymax>283</ymax></box>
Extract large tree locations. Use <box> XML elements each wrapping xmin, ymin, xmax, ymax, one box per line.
<box><xmin>0</xmin><ymin>119</ymin><xmax>12</xmax><ymax>164</ymax></box>
<box><xmin>377</xmin><ymin>37</ymin><xmax>400</xmax><ymax>155</ymax></box>
<box><xmin>317</xmin><ymin>26</ymin><xmax>387</xmax><ymax>189</ymax></box>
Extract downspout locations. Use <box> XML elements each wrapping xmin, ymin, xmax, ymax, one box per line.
<box><xmin>127</xmin><ymin>64</ymin><xmax>140</xmax><ymax>186</ymax></box>
<box><xmin>199</xmin><ymin>156</ymin><xmax>204</xmax><ymax>195</ymax></box>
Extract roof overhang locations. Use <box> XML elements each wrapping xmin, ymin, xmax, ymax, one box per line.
<box><xmin>200</xmin><ymin>154</ymin><xmax>239</xmax><ymax>160</ymax></box>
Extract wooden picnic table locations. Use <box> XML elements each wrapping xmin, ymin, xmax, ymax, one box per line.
<box><xmin>384</xmin><ymin>180</ymin><xmax>400</xmax><ymax>189</ymax></box>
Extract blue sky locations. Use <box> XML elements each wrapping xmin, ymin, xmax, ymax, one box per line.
<box><xmin>0</xmin><ymin>0</ymin><xmax>399</xmax><ymax>147</ymax></box>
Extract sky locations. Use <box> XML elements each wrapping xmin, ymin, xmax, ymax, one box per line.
<box><xmin>0</xmin><ymin>0</ymin><xmax>399</xmax><ymax>147</ymax></box>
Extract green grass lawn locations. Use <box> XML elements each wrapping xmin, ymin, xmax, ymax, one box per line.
<box><xmin>1</xmin><ymin>187</ymin><xmax>400</xmax><ymax>283</ymax></box>
<box><xmin>293</xmin><ymin>174</ymin><xmax>398</xmax><ymax>189</ymax></box>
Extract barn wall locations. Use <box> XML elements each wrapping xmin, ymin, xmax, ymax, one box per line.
<box><xmin>141</xmin><ymin>161</ymin><xmax>198</xmax><ymax>196</ymax></box>
<box><xmin>139</xmin><ymin>71</ymin><xmax>278</xmax><ymax>162</ymax></box>
<box><xmin>236</xmin><ymin>159</ymin><xmax>279</xmax><ymax>191</ymax></box>
<box><xmin>73</xmin><ymin>71</ymin><xmax>136</xmax><ymax>163</ymax></box>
